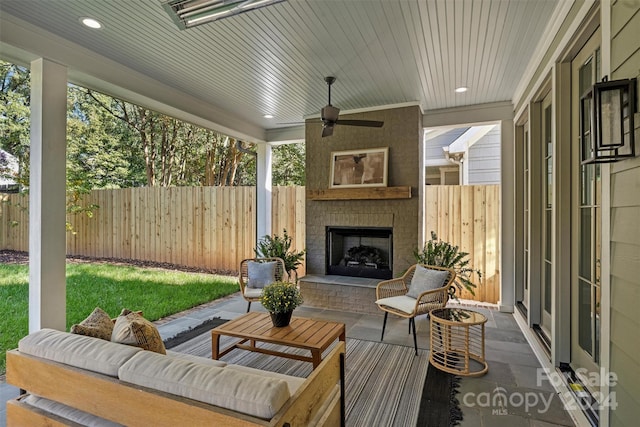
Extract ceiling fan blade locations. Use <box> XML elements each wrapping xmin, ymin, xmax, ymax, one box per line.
<box><xmin>336</xmin><ymin>119</ymin><xmax>384</xmax><ymax>128</ymax></box>
<box><xmin>322</xmin><ymin>124</ymin><xmax>334</xmax><ymax>137</ymax></box>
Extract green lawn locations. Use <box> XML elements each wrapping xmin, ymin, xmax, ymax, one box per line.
<box><xmin>0</xmin><ymin>262</ymin><xmax>239</xmax><ymax>374</ymax></box>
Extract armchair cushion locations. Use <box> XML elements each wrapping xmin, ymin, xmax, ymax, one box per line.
<box><xmin>375</xmin><ymin>295</ymin><xmax>416</xmax><ymax>315</ymax></box>
<box><xmin>247</xmin><ymin>261</ymin><xmax>277</xmax><ymax>288</ymax></box>
<box><xmin>406</xmin><ymin>265</ymin><xmax>450</xmax><ymax>298</ymax></box>
<box><xmin>243</xmin><ymin>287</ymin><xmax>263</xmax><ymax>298</ymax></box>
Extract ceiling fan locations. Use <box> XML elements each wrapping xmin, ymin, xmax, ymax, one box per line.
<box><xmin>319</xmin><ymin>76</ymin><xmax>384</xmax><ymax>137</ymax></box>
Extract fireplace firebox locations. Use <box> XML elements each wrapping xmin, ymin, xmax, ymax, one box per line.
<box><xmin>326</xmin><ymin>226</ymin><xmax>392</xmax><ymax>279</ymax></box>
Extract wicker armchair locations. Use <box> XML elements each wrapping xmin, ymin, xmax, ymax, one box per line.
<box><xmin>239</xmin><ymin>257</ymin><xmax>287</xmax><ymax>312</ymax></box>
<box><xmin>375</xmin><ymin>264</ymin><xmax>456</xmax><ymax>355</ymax></box>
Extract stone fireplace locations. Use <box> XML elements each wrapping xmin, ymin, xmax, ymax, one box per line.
<box><xmin>299</xmin><ymin>105</ymin><xmax>423</xmax><ymax>314</ymax></box>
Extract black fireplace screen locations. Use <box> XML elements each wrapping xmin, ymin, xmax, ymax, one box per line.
<box><xmin>326</xmin><ymin>226</ymin><xmax>392</xmax><ymax>279</ymax></box>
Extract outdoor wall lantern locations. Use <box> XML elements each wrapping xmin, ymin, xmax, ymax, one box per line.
<box><xmin>581</xmin><ymin>77</ymin><xmax>637</xmax><ymax>164</ymax></box>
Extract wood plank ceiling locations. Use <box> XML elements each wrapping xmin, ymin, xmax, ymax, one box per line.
<box><xmin>0</xmin><ymin>0</ymin><xmax>559</xmax><ymax>139</ymax></box>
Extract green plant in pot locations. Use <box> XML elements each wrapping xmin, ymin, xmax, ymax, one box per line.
<box><xmin>413</xmin><ymin>231</ymin><xmax>482</xmax><ymax>299</ymax></box>
<box><xmin>254</xmin><ymin>229</ymin><xmax>306</xmax><ymax>282</ymax></box>
<box><xmin>260</xmin><ymin>281</ymin><xmax>304</xmax><ymax>327</ymax></box>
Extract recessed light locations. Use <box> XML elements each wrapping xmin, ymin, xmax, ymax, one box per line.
<box><xmin>80</xmin><ymin>17</ymin><xmax>102</xmax><ymax>29</ymax></box>
<box><xmin>263</xmin><ymin>114</ymin><xmax>274</xmax><ymax>119</ymax></box>
<box><xmin>455</xmin><ymin>87</ymin><xmax>468</xmax><ymax>93</ymax></box>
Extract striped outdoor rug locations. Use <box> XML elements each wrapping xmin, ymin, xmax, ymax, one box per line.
<box><xmin>169</xmin><ymin>331</ymin><xmax>429</xmax><ymax>427</ymax></box>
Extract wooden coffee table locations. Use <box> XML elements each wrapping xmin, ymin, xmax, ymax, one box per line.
<box><xmin>211</xmin><ymin>311</ymin><xmax>346</xmax><ymax>369</ymax></box>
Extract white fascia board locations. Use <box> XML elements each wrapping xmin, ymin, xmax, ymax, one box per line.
<box><xmin>424</xmin><ymin>128</ymin><xmax>452</xmax><ymax>141</ymax></box>
<box><xmin>266</xmin><ymin>125</ymin><xmax>305</xmax><ymax>144</ymax></box>
<box><xmin>447</xmin><ymin>125</ymin><xmax>496</xmax><ymax>153</ymax></box>
<box><xmin>423</xmin><ymin>101</ymin><xmax>513</xmax><ymax>128</ymax></box>
<box><xmin>425</xmin><ymin>158</ymin><xmax>451</xmax><ymax>167</ymax></box>
<box><xmin>0</xmin><ymin>14</ymin><xmax>266</xmax><ymax>143</ymax></box>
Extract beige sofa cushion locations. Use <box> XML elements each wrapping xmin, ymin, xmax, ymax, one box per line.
<box><xmin>226</xmin><ymin>364</ymin><xmax>305</xmax><ymax>395</ymax></box>
<box><xmin>19</xmin><ymin>328</ymin><xmax>142</xmax><ymax>377</ymax></box>
<box><xmin>119</xmin><ymin>351</ymin><xmax>291</xmax><ymax>420</ymax></box>
<box><xmin>23</xmin><ymin>394</ymin><xmax>124</xmax><ymax>427</ymax></box>
<box><xmin>165</xmin><ymin>350</ymin><xmax>227</xmax><ymax>367</ymax></box>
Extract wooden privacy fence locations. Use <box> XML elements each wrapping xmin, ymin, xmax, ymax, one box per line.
<box><xmin>425</xmin><ymin>185</ymin><xmax>501</xmax><ymax>304</ymax></box>
<box><xmin>1</xmin><ymin>185</ymin><xmax>499</xmax><ymax>303</ymax></box>
<box><xmin>0</xmin><ymin>186</ymin><xmax>305</xmax><ymax>274</ymax></box>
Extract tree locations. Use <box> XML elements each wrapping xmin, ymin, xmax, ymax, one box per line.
<box><xmin>272</xmin><ymin>143</ymin><xmax>305</xmax><ymax>186</ymax></box>
<box><xmin>80</xmin><ymin>87</ymin><xmax>255</xmax><ymax>187</ymax></box>
<box><xmin>1</xmin><ymin>64</ymin><xmax>100</xmax><ymax>229</ymax></box>
<box><xmin>1</xmin><ymin>60</ymin><xmax>289</xmax><ymax>191</ymax></box>
<box><xmin>0</xmin><ymin>62</ymin><xmax>31</xmax><ymax>187</ymax></box>
<box><xmin>67</xmin><ymin>85</ymin><xmax>143</xmax><ymax>189</ymax></box>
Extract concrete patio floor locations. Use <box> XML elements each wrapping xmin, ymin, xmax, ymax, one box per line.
<box><xmin>1</xmin><ymin>293</ymin><xmax>577</xmax><ymax>426</ymax></box>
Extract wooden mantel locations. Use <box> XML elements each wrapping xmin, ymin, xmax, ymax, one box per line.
<box><xmin>306</xmin><ymin>186</ymin><xmax>412</xmax><ymax>201</ymax></box>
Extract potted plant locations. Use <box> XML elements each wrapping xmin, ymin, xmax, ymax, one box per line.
<box><xmin>260</xmin><ymin>281</ymin><xmax>304</xmax><ymax>327</ymax></box>
<box><xmin>254</xmin><ymin>229</ymin><xmax>306</xmax><ymax>282</ymax></box>
<box><xmin>413</xmin><ymin>231</ymin><xmax>482</xmax><ymax>298</ymax></box>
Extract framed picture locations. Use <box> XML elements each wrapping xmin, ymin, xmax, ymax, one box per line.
<box><xmin>330</xmin><ymin>147</ymin><xmax>388</xmax><ymax>188</ymax></box>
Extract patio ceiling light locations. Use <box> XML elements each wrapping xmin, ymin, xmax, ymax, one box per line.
<box><xmin>162</xmin><ymin>0</ymin><xmax>287</xmax><ymax>30</ymax></box>
<box><xmin>80</xmin><ymin>17</ymin><xmax>102</xmax><ymax>29</ymax></box>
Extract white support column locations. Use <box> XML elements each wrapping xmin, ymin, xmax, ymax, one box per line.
<box><xmin>256</xmin><ymin>143</ymin><xmax>272</xmax><ymax>242</ymax></box>
<box><xmin>418</xmin><ymin>127</ymin><xmax>426</xmax><ymax>248</ymax></box>
<box><xmin>29</xmin><ymin>58</ymin><xmax>67</xmax><ymax>332</ymax></box>
<box><xmin>499</xmin><ymin>118</ymin><xmax>516</xmax><ymax>312</ymax></box>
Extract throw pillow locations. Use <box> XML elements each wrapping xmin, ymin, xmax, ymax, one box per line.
<box><xmin>112</xmin><ymin>309</ymin><xmax>166</xmax><ymax>354</ymax></box>
<box><xmin>70</xmin><ymin>307</ymin><xmax>114</xmax><ymax>341</ymax></box>
<box><xmin>406</xmin><ymin>266</ymin><xmax>450</xmax><ymax>299</ymax></box>
<box><xmin>247</xmin><ymin>261</ymin><xmax>277</xmax><ymax>288</ymax></box>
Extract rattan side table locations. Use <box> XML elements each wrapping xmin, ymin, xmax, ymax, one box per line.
<box><xmin>429</xmin><ymin>308</ymin><xmax>488</xmax><ymax>377</ymax></box>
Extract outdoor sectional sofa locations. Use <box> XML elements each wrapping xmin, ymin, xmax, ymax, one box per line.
<box><xmin>5</xmin><ymin>328</ymin><xmax>345</xmax><ymax>426</ymax></box>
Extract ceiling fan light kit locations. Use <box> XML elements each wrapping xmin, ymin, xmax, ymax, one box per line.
<box><xmin>320</xmin><ymin>76</ymin><xmax>384</xmax><ymax>138</ymax></box>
